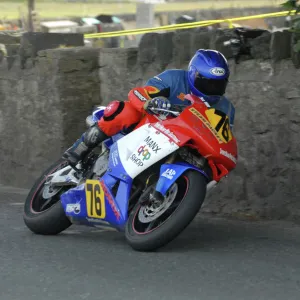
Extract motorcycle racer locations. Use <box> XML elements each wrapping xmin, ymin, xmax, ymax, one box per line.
<box><xmin>63</xmin><ymin>49</ymin><xmax>235</xmax><ymax>168</ymax></box>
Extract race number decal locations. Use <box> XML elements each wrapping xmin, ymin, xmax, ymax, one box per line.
<box><xmin>189</xmin><ymin>108</ymin><xmax>223</xmax><ymax>144</ymax></box>
<box><xmin>85</xmin><ymin>180</ymin><xmax>106</xmax><ymax>219</ymax></box>
<box><xmin>205</xmin><ymin>109</ymin><xmax>233</xmax><ymax>143</ymax></box>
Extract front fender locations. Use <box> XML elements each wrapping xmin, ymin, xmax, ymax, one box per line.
<box><xmin>155</xmin><ymin>162</ymin><xmax>209</xmax><ymax>196</ymax></box>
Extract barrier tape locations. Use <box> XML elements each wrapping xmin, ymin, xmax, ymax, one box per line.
<box><xmin>85</xmin><ymin>19</ymin><xmax>221</xmax><ymax>38</ymax></box>
<box><xmin>86</xmin><ymin>21</ymin><xmax>221</xmax><ymax>39</ymax></box>
<box><xmin>84</xmin><ymin>9</ymin><xmax>299</xmax><ymax>39</ymax></box>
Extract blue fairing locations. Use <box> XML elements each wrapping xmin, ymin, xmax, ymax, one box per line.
<box><xmin>60</xmin><ymin>129</ymin><xmax>133</xmax><ymax>231</ymax></box>
<box><xmin>103</xmin><ymin>133</ymin><xmax>126</xmax><ymax>149</ymax></box>
<box><xmin>155</xmin><ymin>162</ymin><xmax>209</xmax><ymax>196</ymax></box>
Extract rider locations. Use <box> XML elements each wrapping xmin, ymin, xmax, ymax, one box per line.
<box><xmin>63</xmin><ymin>49</ymin><xmax>235</xmax><ymax>167</ymax></box>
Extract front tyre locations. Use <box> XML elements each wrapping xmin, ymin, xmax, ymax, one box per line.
<box><xmin>23</xmin><ymin>158</ymin><xmax>72</xmax><ymax>235</ymax></box>
<box><xmin>125</xmin><ymin>170</ymin><xmax>207</xmax><ymax>251</ymax></box>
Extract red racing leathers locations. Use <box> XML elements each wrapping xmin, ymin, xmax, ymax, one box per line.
<box><xmin>98</xmin><ymin>86</ymin><xmax>163</xmax><ymax>136</ymax></box>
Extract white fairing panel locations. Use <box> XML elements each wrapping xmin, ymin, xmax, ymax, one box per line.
<box><xmin>116</xmin><ymin>124</ymin><xmax>179</xmax><ymax>179</ymax></box>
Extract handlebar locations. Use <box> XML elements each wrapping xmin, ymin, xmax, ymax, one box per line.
<box><xmin>149</xmin><ymin>107</ymin><xmax>180</xmax><ymax>116</ymax></box>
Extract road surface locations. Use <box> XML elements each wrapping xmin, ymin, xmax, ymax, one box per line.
<box><xmin>1</xmin><ymin>185</ymin><xmax>300</xmax><ymax>300</ymax></box>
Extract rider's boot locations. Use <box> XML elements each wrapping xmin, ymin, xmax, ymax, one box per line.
<box><xmin>62</xmin><ymin>125</ymin><xmax>108</xmax><ymax>168</ymax></box>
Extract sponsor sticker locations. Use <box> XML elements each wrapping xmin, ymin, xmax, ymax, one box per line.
<box><xmin>209</xmin><ymin>67</ymin><xmax>226</xmax><ymax>76</ymax></box>
<box><xmin>189</xmin><ymin>107</ymin><xmax>223</xmax><ymax>144</ymax></box>
<box><xmin>111</xmin><ymin>150</ymin><xmax>119</xmax><ymax>166</ymax></box>
<box><xmin>177</xmin><ymin>92</ymin><xmax>186</xmax><ymax>101</ymax></box>
<box><xmin>86</xmin><ymin>217</ymin><xmax>109</xmax><ymax>224</ymax></box>
<box><xmin>137</xmin><ymin>145</ymin><xmax>151</xmax><ymax>160</ymax></box>
<box><xmin>66</xmin><ymin>203</ymin><xmax>81</xmax><ymax>214</ymax></box>
<box><xmin>154</xmin><ymin>122</ymin><xmax>180</xmax><ymax>144</ymax></box>
<box><xmin>162</xmin><ymin>168</ymin><xmax>176</xmax><ymax>180</ymax></box>
<box><xmin>133</xmin><ymin>90</ymin><xmax>147</xmax><ymax>102</ymax></box>
<box><xmin>220</xmin><ymin>148</ymin><xmax>237</xmax><ymax>164</ymax></box>
<box><xmin>89</xmin><ymin>129</ymin><xmax>99</xmax><ymax>144</ymax></box>
<box><xmin>106</xmin><ymin>103</ymin><xmax>114</xmax><ymax>111</ymax></box>
<box><xmin>199</xmin><ymin>96</ymin><xmax>211</xmax><ymax>108</ymax></box>
<box><xmin>130</xmin><ymin>136</ymin><xmax>162</xmax><ymax>167</ymax></box>
<box><xmin>130</xmin><ymin>153</ymin><xmax>144</xmax><ymax>167</ymax></box>
<box><xmin>144</xmin><ymin>136</ymin><xmax>161</xmax><ymax>153</ymax></box>
<box><xmin>100</xmin><ymin>179</ymin><xmax>121</xmax><ymax>221</ymax></box>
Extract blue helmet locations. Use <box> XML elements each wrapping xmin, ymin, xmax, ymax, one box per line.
<box><xmin>187</xmin><ymin>49</ymin><xmax>230</xmax><ymax>104</ymax></box>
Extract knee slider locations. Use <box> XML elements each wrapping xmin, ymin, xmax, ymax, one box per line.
<box><xmin>103</xmin><ymin>101</ymin><xmax>125</xmax><ymax>121</ymax></box>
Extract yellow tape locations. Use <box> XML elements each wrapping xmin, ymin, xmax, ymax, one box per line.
<box><xmin>86</xmin><ymin>21</ymin><xmax>220</xmax><ymax>39</ymax></box>
<box><xmin>84</xmin><ymin>9</ymin><xmax>298</xmax><ymax>39</ymax></box>
<box><xmin>86</xmin><ymin>19</ymin><xmax>221</xmax><ymax>38</ymax></box>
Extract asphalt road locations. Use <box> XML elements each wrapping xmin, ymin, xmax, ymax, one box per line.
<box><xmin>1</xmin><ymin>185</ymin><xmax>300</xmax><ymax>300</ymax></box>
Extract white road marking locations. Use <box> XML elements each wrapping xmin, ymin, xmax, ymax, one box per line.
<box><xmin>91</xmin><ymin>228</ymin><xmax>117</xmax><ymax>233</ymax></box>
<box><xmin>0</xmin><ymin>185</ymin><xmax>29</xmax><ymax>195</ymax></box>
<box><xmin>63</xmin><ymin>230</ymin><xmax>82</xmax><ymax>235</ymax></box>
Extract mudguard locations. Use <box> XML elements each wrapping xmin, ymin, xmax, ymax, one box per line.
<box><xmin>155</xmin><ymin>162</ymin><xmax>209</xmax><ymax>196</ymax></box>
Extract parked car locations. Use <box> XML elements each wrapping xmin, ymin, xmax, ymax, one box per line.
<box><xmin>71</xmin><ymin>14</ymin><xmax>134</xmax><ymax>48</ymax></box>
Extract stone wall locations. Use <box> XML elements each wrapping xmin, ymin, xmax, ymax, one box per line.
<box><xmin>207</xmin><ymin>59</ymin><xmax>300</xmax><ymax>221</ymax></box>
<box><xmin>0</xmin><ymin>28</ymin><xmax>300</xmax><ymax>221</ymax></box>
<box><xmin>0</xmin><ymin>45</ymin><xmax>101</xmax><ymax>188</ymax></box>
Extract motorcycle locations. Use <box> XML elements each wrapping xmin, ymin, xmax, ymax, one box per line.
<box><xmin>23</xmin><ymin>93</ymin><xmax>238</xmax><ymax>251</ymax></box>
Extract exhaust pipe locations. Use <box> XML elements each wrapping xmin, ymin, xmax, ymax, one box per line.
<box><xmin>206</xmin><ymin>180</ymin><xmax>217</xmax><ymax>193</ymax></box>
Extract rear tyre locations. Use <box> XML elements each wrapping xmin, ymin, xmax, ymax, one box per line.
<box><xmin>23</xmin><ymin>158</ymin><xmax>72</xmax><ymax>235</ymax></box>
<box><xmin>125</xmin><ymin>170</ymin><xmax>207</xmax><ymax>251</ymax></box>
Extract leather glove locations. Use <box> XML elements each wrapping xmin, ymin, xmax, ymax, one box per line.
<box><xmin>144</xmin><ymin>97</ymin><xmax>171</xmax><ymax>116</ymax></box>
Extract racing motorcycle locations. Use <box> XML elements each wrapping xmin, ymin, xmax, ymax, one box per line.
<box><xmin>23</xmin><ymin>94</ymin><xmax>238</xmax><ymax>251</ymax></box>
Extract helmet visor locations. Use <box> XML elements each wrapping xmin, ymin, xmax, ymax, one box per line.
<box><xmin>194</xmin><ymin>75</ymin><xmax>228</xmax><ymax>96</ymax></box>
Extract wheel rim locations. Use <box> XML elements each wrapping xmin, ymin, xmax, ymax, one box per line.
<box><xmin>132</xmin><ymin>176</ymin><xmax>189</xmax><ymax>235</ymax></box>
<box><xmin>30</xmin><ymin>161</ymin><xmax>69</xmax><ymax>214</ymax></box>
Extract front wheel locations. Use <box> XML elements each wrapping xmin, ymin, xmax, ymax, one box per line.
<box><xmin>125</xmin><ymin>170</ymin><xmax>207</xmax><ymax>251</ymax></box>
<box><xmin>23</xmin><ymin>158</ymin><xmax>72</xmax><ymax>235</ymax></box>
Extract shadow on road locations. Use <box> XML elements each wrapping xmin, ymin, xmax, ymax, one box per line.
<box><xmin>35</xmin><ymin>215</ymin><xmax>300</xmax><ymax>254</ymax></box>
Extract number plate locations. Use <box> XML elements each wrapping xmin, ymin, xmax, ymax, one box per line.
<box><xmin>205</xmin><ymin>109</ymin><xmax>233</xmax><ymax>143</ymax></box>
<box><xmin>85</xmin><ymin>180</ymin><xmax>106</xmax><ymax>219</ymax></box>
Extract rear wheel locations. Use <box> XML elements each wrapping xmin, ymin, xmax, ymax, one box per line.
<box><xmin>23</xmin><ymin>159</ymin><xmax>72</xmax><ymax>235</ymax></box>
<box><xmin>125</xmin><ymin>170</ymin><xmax>207</xmax><ymax>251</ymax></box>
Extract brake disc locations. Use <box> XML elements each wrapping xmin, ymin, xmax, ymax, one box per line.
<box><xmin>138</xmin><ymin>183</ymin><xmax>178</xmax><ymax>223</ymax></box>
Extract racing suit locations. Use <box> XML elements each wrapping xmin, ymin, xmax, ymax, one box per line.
<box><xmin>99</xmin><ymin>69</ymin><xmax>235</xmax><ymax>135</ymax></box>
